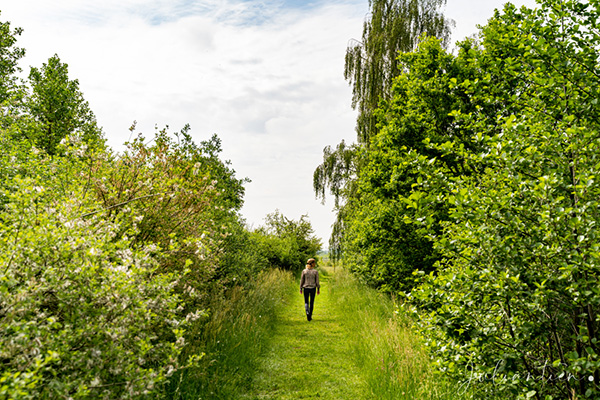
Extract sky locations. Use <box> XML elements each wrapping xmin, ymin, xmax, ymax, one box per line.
<box><xmin>1</xmin><ymin>0</ymin><xmax>538</xmax><ymax>246</ymax></box>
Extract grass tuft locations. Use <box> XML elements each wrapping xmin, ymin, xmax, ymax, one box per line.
<box><xmin>163</xmin><ymin>268</ymin><xmax>295</xmax><ymax>399</ymax></box>
<box><xmin>329</xmin><ymin>267</ymin><xmax>473</xmax><ymax>400</ymax></box>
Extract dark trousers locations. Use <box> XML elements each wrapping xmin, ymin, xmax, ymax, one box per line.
<box><xmin>303</xmin><ymin>287</ymin><xmax>316</xmax><ymax>320</ymax></box>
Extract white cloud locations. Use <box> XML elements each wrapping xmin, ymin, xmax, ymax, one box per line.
<box><xmin>1</xmin><ymin>0</ymin><xmax>543</xmax><ymax>246</ymax></box>
<box><xmin>3</xmin><ymin>0</ymin><xmax>365</xmax><ymax>245</ymax></box>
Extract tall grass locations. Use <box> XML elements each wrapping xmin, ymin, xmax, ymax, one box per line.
<box><xmin>329</xmin><ymin>268</ymin><xmax>473</xmax><ymax>400</ymax></box>
<box><xmin>163</xmin><ymin>268</ymin><xmax>296</xmax><ymax>399</ymax></box>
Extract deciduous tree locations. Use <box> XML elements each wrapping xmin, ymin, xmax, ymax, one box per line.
<box><xmin>314</xmin><ymin>0</ymin><xmax>453</xmax><ymax>262</ymax></box>
<box><xmin>407</xmin><ymin>1</ymin><xmax>600</xmax><ymax>398</ymax></box>
<box><xmin>27</xmin><ymin>54</ymin><xmax>103</xmax><ymax>155</ymax></box>
<box><xmin>0</xmin><ymin>12</ymin><xmax>25</xmax><ymax>104</ymax></box>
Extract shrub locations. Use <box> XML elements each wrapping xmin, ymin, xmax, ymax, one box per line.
<box><xmin>90</xmin><ymin>125</ymin><xmax>245</xmax><ymax>311</ymax></box>
<box><xmin>0</xmin><ymin>135</ymin><xmax>197</xmax><ymax>399</ymax></box>
<box><xmin>252</xmin><ymin>210</ymin><xmax>322</xmax><ymax>272</ymax></box>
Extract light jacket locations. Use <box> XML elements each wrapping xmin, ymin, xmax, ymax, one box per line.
<box><xmin>300</xmin><ymin>268</ymin><xmax>320</xmax><ymax>290</ymax></box>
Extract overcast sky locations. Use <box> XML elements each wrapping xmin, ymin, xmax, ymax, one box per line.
<box><xmin>1</xmin><ymin>0</ymin><xmax>538</xmax><ymax>246</ymax></box>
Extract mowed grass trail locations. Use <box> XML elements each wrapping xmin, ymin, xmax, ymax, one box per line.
<box><xmin>239</xmin><ymin>269</ymin><xmax>368</xmax><ymax>399</ymax></box>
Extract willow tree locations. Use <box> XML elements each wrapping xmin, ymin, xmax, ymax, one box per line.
<box><xmin>345</xmin><ymin>0</ymin><xmax>452</xmax><ymax>145</ymax></box>
<box><xmin>314</xmin><ymin>0</ymin><xmax>452</xmax><ymax>260</ymax></box>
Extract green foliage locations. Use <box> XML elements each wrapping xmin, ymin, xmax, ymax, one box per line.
<box><xmin>0</xmin><ymin>117</ymin><xmax>258</xmax><ymax>398</ymax></box>
<box><xmin>0</xmin><ymin>11</ymin><xmax>318</xmax><ymax>400</ymax></box>
<box><xmin>26</xmin><ymin>54</ymin><xmax>104</xmax><ymax>155</ymax></box>
<box><xmin>342</xmin><ymin>36</ymin><xmax>478</xmax><ymax>292</ymax></box>
<box><xmin>342</xmin><ymin>194</ymin><xmax>439</xmax><ymax>293</ymax></box>
<box><xmin>0</xmin><ymin>12</ymin><xmax>25</xmax><ymax>104</ymax></box>
<box><xmin>345</xmin><ymin>0</ymin><xmax>453</xmax><ymax>145</ymax></box>
<box><xmin>87</xmin><ymin>124</ymin><xmax>254</xmax><ymax>322</ymax></box>
<box><xmin>0</xmin><ymin>22</ymin><xmax>251</xmax><ymax>394</ymax></box>
<box><xmin>313</xmin><ymin>140</ymin><xmax>357</xmax><ymax>262</ymax></box>
<box><xmin>327</xmin><ymin>0</ymin><xmax>600</xmax><ymax>397</ymax></box>
<box><xmin>212</xmin><ymin>219</ymin><xmax>266</xmax><ymax>285</ymax></box>
<box><xmin>393</xmin><ymin>1</ymin><xmax>600</xmax><ymax>398</ymax></box>
<box><xmin>313</xmin><ymin>140</ymin><xmax>357</xmax><ymax>209</ymax></box>
<box><xmin>315</xmin><ymin>0</ymin><xmax>453</xmax><ymax>263</ymax></box>
<box><xmin>252</xmin><ymin>210</ymin><xmax>322</xmax><ymax>272</ymax></box>
<box><xmin>0</xmin><ymin>133</ymin><xmax>196</xmax><ymax>399</ymax></box>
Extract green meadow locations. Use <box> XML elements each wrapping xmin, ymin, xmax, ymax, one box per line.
<box><xmin>172</xmin><ymin>266</ymin><xmax>471</xmax><ymax>400</ymax></box>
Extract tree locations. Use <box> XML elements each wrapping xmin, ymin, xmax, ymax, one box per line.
<box><xmin>345</xmin><ymin>0</ymin><xmax>452</xmax><ymax>145</ymax></box>
<box><xmin>27</xmin><ymin>54</ymin><xmax>103</xmax><ymax>155</ymax></box>
<box><xmin>0</xmin><ymin>126</ymin><xmax>195</xmax><ymax>400</ymax></box>
<box><xmin>342</xmin><ymin>35</ymin><xmax>487</xmax><ymax>292</ymax></box>
<box><xmin>312</xmin><ymin>139</ymin><xmax>358</xmax><ymax>261</ymax></box>
<box><xmin>90</xmin><ymin>125</ymin><xmax>247</xmax><ymax>311</ymax></box>
<box><xmin>314</xmin><ymin>0</ymin><xmax>453</xmax><ymax>262</ymax></box>
<box><xmin>405</xmin><ymin>1</ymin><xmax>600</xmax><ymax>398</ymax></box>
<box><xmin>0</xmin><ymin>12</ymin><xmax>25</xmax><ymax>104</ymax></box>
<box><xmin>253</xmin><ymin>211</ymin><xmax>322</xmax><ymax>271</ymax></box>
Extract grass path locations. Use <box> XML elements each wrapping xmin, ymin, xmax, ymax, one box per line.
<box><xmin>239</xmin><ymin>269</ymin><xmax>369</xmax><ymax>399</ymax></box>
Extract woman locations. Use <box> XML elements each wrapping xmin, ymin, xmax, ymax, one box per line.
<box><xmin>299</xmin><ymin>258</ymin><xmax>320</xmax><ymax>321</ymax></box>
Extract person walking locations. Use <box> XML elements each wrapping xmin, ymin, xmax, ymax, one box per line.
<box><xmin>300</xmin><ymin>258</ymin><xmax>320</xmax><ymax>321</ymax></box>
